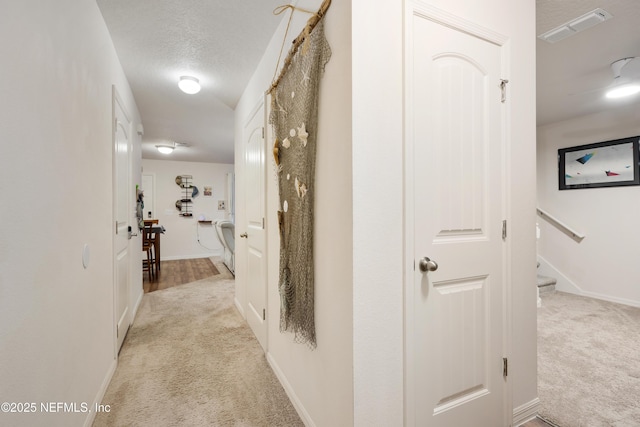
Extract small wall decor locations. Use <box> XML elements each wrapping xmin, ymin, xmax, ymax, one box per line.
<box><xmin>559</xmin><ymin>136</ymin><xmax>640</xmax><ymax>190</ymax></box>
<box><xmin>175</xmin><ymin>175</ymin><xmax>193</xmax><ymax>216</ymax></box>
<box><xmin>204</xmin><ymin>186</ymin><xmax>212</xmax><ymax>196</ymax></box>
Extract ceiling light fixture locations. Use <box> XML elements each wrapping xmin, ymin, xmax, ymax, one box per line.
<box><xmin>605</xmin><ymin>58</ymin><xmax>640</xmax><ymax>99</ymax></box>
<box><xmin>606</xmin><ymin>83</ymin><xmax>640</xmax><ymax>99</ymax></box>
<box><xmin>178</xmin><ymin>76</ymin><xmax>201</xmax><ymax>94</ymax></box>
<box><xmin>155</xmin><ymin>144</ymin><xmax>175</xmax><ymax>154</ymax></box>
<box><xmin>538</xmin><ymin>8</ymin><xmax>612</xmax><ymax>44</ymax></box>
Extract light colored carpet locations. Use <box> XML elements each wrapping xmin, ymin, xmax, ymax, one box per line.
<box><xmin>93</xmin><ymin>260</ymin><xmax>303</xmax><ymax>427</ymax></box>
<box><xmin>538</xmin><ymin>291</ymin><xmax>640</xmax><ymax>427</ymax></box>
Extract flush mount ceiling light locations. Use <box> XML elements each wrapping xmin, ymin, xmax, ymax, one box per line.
<box><xmin>155</xmin><ymin>143</ymin><xmax>175</xmax><ymax>154</ymax></box>
<box><xmin>605</xmin><ymin>58</ymin><xmax>640</xmax><ymax>99</ymax></box>
<box><xmin>178</xmin><ymin>76</ymin><xmax>201</xmax><ymax>94</ymax></box>
<box><xmin>538</xmin><ymin>8</ymin><xmax>612</xmax><ymax>43</ymax></box>
<box><xmin>155</xmin><ymin>141</ymin><xmax>188</xmax><ymax>154</ymax></box>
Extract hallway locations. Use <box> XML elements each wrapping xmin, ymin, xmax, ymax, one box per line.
<box><xmin>95</xmin><ymin>259</ymin><xmax>301</xmax><ymax>427</ymax></box>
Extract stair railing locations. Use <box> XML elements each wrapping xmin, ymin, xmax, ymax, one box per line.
<box><xmin>536</xmin><ymin>207</ymin><xmax>585</xmax><ymax>242</ymax></box>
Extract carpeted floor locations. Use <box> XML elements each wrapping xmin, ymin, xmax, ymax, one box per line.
<box><xmin>538</xmin><ymin>291</ymin><xmax>640</xmax><ymax>427</ymax></box>
<box><xmin>93</xmin><ymin>260</ymin><xmax>302</xmax><ymax>427</ymax></box>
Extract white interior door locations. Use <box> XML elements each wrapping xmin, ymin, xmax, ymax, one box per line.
<box><xmin>406</xmin><ymin>6</ymin><xmax>507</xmax><ymax>426</ymax></box>
<box><xmin>113</xmin><ymin>88</ymin><xmax>131</xmax><ymax>354</ymax></box>
<box><xmin>141</xmin><ymin>173</ymin><xmax>155</xmax><ymax>220</ymax></box>
<box><xmin>244</xmin><ymin>101</ymin><xmax>267</xmax><ymax>351</ymax></box>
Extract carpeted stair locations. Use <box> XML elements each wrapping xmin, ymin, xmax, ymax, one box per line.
<box><xmin>537</xmin><ymin>274</ymin><xmax>556</xmax><ymax>294</ymax></box>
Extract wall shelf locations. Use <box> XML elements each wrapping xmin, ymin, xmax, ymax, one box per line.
<box><xmin>177</xmin><ymin>175</ymin><xmax>193</xmax><ymax>217</ymax></box>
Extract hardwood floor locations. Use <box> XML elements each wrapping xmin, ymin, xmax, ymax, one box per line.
<box><xmin>143</xmin><ymin>257</ymin><xmax>222</xmax><ymax>293</ymax></box>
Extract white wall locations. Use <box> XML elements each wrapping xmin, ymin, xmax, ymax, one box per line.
<box><xmin>235</xmin><ymin>0</ymin><xmax>354</xmax><ymax>425</ymax></box>
<box><xmin>0</xmin><ymin>1</ymin><xmax>142</xmax><ymax>426</ymax></box>
<box><xmin>236</xmin><ymin>0</ymin><xmax>536</xmax><ymax>425</ymax></box>
<box><xmin>537</xmin><ymin>108</ymin><xmax>640</xmax><ymax>307</ymax></box>
<box><xmin>141</xmin><ymin>159</ymin><xmax>234</xmax><ymax>260</ymax></box>
<box><xmin>352</xmin><ymin>0</ymin><xmax>538</xmax><ymax>424</ymax></box>
<box><xmin>351</xmin><ymin>0</ymin><xmax>404</xmax><ymax>424</ymax></box>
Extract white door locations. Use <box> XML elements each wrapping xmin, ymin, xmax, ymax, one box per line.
<box><xmin>113</xmin><ymin>88</ymin><xmax>131</xmax><ymax>354</ymax></box>
<box><xmin>141</xmin><ymin>173</ymin><xmax>155</xmax><ymax>220</ymax></box>
<box><xmin>407</xmin><ymin>7</ymin><xmax>507</xmax><ymax>426</ymax></box>
<box><xmin>244</xmin><ymin>101</ymin><xmax>267</xmax><ymax>351</ymax></box>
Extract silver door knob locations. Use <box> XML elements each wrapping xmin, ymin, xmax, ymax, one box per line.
<box><xmin>419</xmin><ymin>257</ymin><xmax>438</xmax><ymax>272</ymax></box>
<box><xmin>240</xmin><ymin>232</ymin><xmax>248</xmax><ymax>238</ymax></box>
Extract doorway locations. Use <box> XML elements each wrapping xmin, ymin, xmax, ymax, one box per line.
<box><xmin>242</xmin><ymin>99</ymin><xmax>268</xmax><ymax>351</ymax></box>
<box><xmin>404</xmin><ymin>5</ymin><xmax>510</xmax><ymax>425</ymax></box>
<box><xmin>113</xmin><ymin>86</ymin><xmax>132</xmax><ymax>354</ymax></box>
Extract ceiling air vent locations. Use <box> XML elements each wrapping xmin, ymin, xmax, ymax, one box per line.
<box><xmin>538</xmin><ymin>8</ymin><xmax>612</xmax><ymax>43</ymax></box>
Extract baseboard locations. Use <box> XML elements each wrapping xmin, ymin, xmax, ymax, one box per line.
<box><xmin>83</xmin><ymin>357</ymin><xmax>117</xmax><ymax>427</ymax></box>
<box><xmin>537</xmin><ymin>255</ymin><xmax>582</xmax><ymax>295</ymax></box>
<box><xmin>267</xmin><ymin>352</ymin><xmax>314</xmax><ymax>427</ymax></box>
<box><xmin>580</xmin><ymin>290</ymin><xmax>640</xmax><ymax>308</ymax></box>
<box><xmin>513</xmin><ymin>397</ymin><xmax>540</xmax><ymax>426</ymax></box>
<box><xmin>234</xmin><ymin>297</ymin><xmax>245</xmax><ymax>319</ymax></box>
<box><xmin>161</xmin><ymin>252</ymin><xmax>223</xmax><ymax>261</ymax></box>
<box><xmin>537</xmin><ymin>255</ymin><xmax>640</xmax><ymax>308</ymax></box>
<box><xmin>132</xmin><ymin>287</ymin><xmax>144</xmax><ymax>319</ymax></box>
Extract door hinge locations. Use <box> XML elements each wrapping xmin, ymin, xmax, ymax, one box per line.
<box><xmin>263</xmin><ymin>309</ymin><xmax>266</xmax><ymax>321</ymax></box>
<box><xmin>503</xmin><ymin>357</ymin><xmax>508</xmax><ymax>377</ymax></box>
<box><xmin>262</xmin><ymin>217</ymin><xmax>265</xmax><ymax>229</ymax></box>
<box><xmin>262</xmin><ymin>127</ymin><xmax>265</xmax><ymax>139</ymax></box>
<box><xmin>500</xmin><ymin>79</ymin><xmax>509</xmax><ymax>103</ymax></box>
<box><xmin>115</xmin><ymin>221</ymin><xmax>118</xmax><ymax>235</ymax></box>
<box><xmin>502</xmin><ymin>220</ymin><xmax>507</xmax><ymax>240</ymax></box>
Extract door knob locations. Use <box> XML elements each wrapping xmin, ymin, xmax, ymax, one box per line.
<box><xmin>240</xmin><ymin>232</ymin><xmax>248</xmax><ymax>238</ymax></box>
<box><xmin>419</xmin><ymin>257</ymin><xmax>438</xmax><ymax>272</ymax></box>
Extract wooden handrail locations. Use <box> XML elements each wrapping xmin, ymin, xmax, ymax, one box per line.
<box><xmin>537</xmin><ymin>208</ymin><xmax>585</xmax><ymax>242</ymax></box>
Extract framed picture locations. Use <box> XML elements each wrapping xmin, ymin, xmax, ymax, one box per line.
<box><xmin>558</xmin><ymin>136</ymin><xmax>640</xmax><ymax>190</ymax></box>
<box><xmin>203</xmin><ymin>186</ymin><xmax>212</xmax><ymax>196</ymax></box>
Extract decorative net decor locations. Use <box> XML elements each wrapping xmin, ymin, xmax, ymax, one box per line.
<box><xmin>268</xmin><ymin>14</ymin><xmax>331</xmax><ymax>349</ymax></box>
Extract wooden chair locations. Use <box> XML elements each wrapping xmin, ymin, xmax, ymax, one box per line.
<box><xmin>142</xmin><ymin>224</ymin><xmax>157</xmax><ymax>281</ymax></box>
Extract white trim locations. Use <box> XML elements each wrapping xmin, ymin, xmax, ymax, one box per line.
<box><xmin>537</xmin><ymin>255</ymin><xmax>640</xmax><ymax>308</ymax></box>
<box><xmin>83</xmin><ymin>358</ymin><xmax>117</xmax><ymax>427</ymax></box>
<box><xmin>580</xmin><ymin>290</ymin><xmax>640</xmax><ymax>308</ymax></box>
<box><xmin>234</xmin><ymin>297</ymin><xmax>246</xmax><ymax>318</ymax></box>
<box><xmin>267</xmin><ymin>352</ymin><xmax>315</xmax><ymax>427</ymax></box>
<box><xmin>403</xmin><ymin>3</ymin><xmax>417</xmax><ymax>423</ymax></box>
<box><xmin>141</xmin><ymin>173</ymin><xmax>157</xmax><ymax>220</ymax></box>
<box><xmin>513</xmin><ymin>397</ymin><xmax>540</xmax><ymax>426</ymax></box>
<box><xmin>412</xmin><ymin>0</ymin><xmax>509</xmax><ymax>46</ymax></box>
<box><xmin>500</xmin><ymin>36</ymin><xmax>514</xmax><ymax>427</ymax></box>
<box><xmin>132</xmin><ymin>286</ymin><xmax>144</xmax><ymax>320</ymax></box>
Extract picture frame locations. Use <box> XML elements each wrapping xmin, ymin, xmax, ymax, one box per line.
<box><xmin>558</xmin><ymin>136</ymin><xmax>640</xmax><ymax>190</ymax></box>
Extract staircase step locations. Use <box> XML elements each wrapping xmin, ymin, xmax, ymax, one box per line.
<box><xmin>537</xmin><ymin>274</ymin><xmax>556</xmax><ymax>293</ymax></box>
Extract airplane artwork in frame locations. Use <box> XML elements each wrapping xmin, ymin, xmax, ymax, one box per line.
<box><xmin>558</xmin><ymin>136</ymin><xmax>640</xmax><ymax>190</ymax></box>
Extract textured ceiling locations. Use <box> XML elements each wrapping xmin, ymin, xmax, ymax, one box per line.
<box><xmin>537</xmin><ymin>0</ymin><xmax>640</xmax><ymax>126</ymax></box>
<box><xmin>97</xmin><ymin>1</ymin><xmax>640</xmax><ymax>162</ymax></box>
<box><xmin>96</xmin><ymin>0</ymin><xmax>285</xmax><ymax>163</ymax></box>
